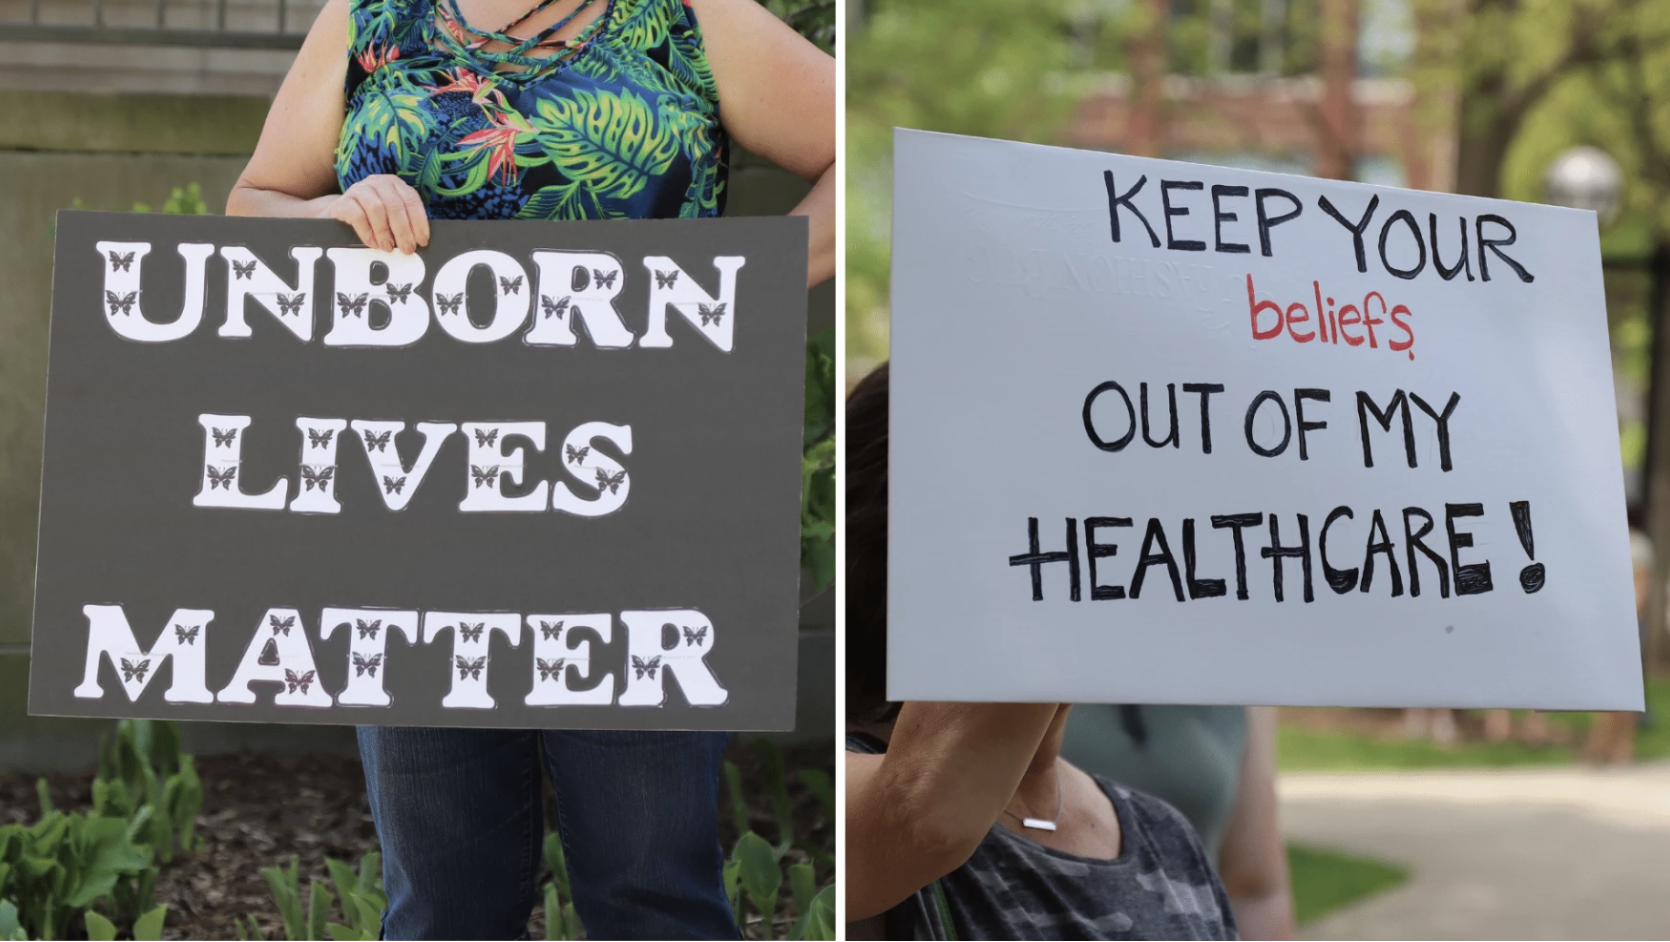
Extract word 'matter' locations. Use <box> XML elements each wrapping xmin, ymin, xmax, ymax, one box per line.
<box><xmin>96</xmin><ymin>242</ymin><xmax>744</xmax><ymax>351</ymax></box>
<box><xmin>74</xmin><ymin>605</ymin><xmax>728</xmax><ymax>710</ymax></box>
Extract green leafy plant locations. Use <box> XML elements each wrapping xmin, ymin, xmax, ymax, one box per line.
<box><xmin>800</xmin><ymin>328</ymin><xmax>837</xmax><ymax>595</ymax></box>
<box><xmin>132</xmin><ymin>183</ymin><xmax>210</xmax><ymax>217</ymax></box>
<box><xmin>242</xmin><ymin>853</ymin><xmax>384</xmax><ymax>941</ymax></box>
<box><xmin>761</xmin><ymin>0</ymin><xmax>835</xmax><ymax>52</ymax></box>
<box><xmin>719</xmin><ymin>741</ymin><xmax>835</xmax><ymax>940</ymax></box>
<box><xmin>0</xmin><ymin>782</ymin><xmax>155</xmax><ymax>940</ymax></box>
<box><xmin>539</xmin><ymin>834</ymin><xmax>583</xmax><ymax>941</ymax></box>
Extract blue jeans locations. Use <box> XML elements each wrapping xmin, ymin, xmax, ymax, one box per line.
<box><xmin>357</xmin><ymin>727</ymin><xmax>737</xmax><ymax>940</ymax></box>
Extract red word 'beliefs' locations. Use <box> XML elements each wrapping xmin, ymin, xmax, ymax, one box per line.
<box><xmin>1247</xmin><ymin>274</ymin><xmax>1416</xmax><ymax>360</ymax></box>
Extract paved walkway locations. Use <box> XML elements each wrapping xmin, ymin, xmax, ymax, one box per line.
<box><xmin>1280</xmin><ymin>762</ymin><xmax>1670</xmax><ymax>940</ymax></box>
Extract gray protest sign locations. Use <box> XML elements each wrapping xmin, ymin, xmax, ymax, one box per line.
<box><xmin>29</xmin><ymin>211</ymin><xmax>808</xmax><ymax>730</ymax></box>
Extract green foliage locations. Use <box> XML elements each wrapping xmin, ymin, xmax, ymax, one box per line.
<box><xmin>800</xmin><ymin>329</ymin><xmax>837</xmax><ymax>594</ymax></box>
<box><xmin>760</xmin><ymin>0</ymin><xmax>835</xmax><ymax>53</ymax></box>
<box><xmin>788</xmin><ymin>885</ymin><xmax>834</xmax><ymax>941</ymax></box>
<box><xmin>248</xmin><ymin>853</ymin><xmax>384</xmax><ymax>942</ymax></box>
<box><xmin>718</xmin><ymin>741</ymin><xmax>835</xmax><ymax>938</ymax></box>
<box><xmin>845</xmin><ymin>0</ymin><xmax>1091</xmax><ymax>367</ymax></box>
<box><xmin>0</xmin><ymin>797</ymin><xmax>154</xmax><ymax>940</ymax></box>
<box><xmin>0</xmin><ymin>901</ymin><xmax>24</xmax><ymax>942</ymax></box>
<box><xmin>538</xmin><ymin>833</ymin><xmax>583</xmax><ymax>941</ymax></box>
<box><xmin>1286</xmin><ymin>843</ymin><xmax>1408</xmax><ymax>925</ymax></box>
<box><xmin>131</xmin><ymin>183</ymin><xmax>210</xmax><ymax>217</ymax></box>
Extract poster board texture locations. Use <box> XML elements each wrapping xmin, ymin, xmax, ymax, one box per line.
<box><xmin>887</xmin><ymin>129</ymin><xmax>1641</xmax><ymax>710</ymax></box>
<box><xmin>30</xmin><ymin>211</ymin><xmax>809</xmax><ymax>730</ymax></box>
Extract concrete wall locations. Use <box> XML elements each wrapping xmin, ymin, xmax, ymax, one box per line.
<box><xmin>0</xmin><ymin>88</ymin><xmax>834</xmax><ymax>772</ymax></box>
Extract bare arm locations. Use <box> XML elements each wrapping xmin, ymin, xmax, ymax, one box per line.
<box><xmin>846</xmin><ymin>703</ymin><xmax>1060</xmax><ymax>921</ymax></box>
<box><xmin>227</xmin><ymin>0</ymin><xmax>429</xmax><ymax>254</ymax></box>
<box><xmin>691</xmin><ymin>0</ymin><xmax>834</xmax><ymax>286</ymax></box>
<box><xmin>1217</xmin><ymin>707</ymin><xmax>1296</xmax><ymax>940</ymax></box>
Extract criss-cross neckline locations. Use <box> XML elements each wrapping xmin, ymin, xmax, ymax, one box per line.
<box><xmin>428</xmin><ymin>0</ymin><xmax>616</xmax><ymax>81</ymax></box>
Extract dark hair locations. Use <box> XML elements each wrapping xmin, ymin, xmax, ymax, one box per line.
<box><xmin>845</xmin><ymin>362</ymin><xmax>896</xmax><ymax>723</ymax></box>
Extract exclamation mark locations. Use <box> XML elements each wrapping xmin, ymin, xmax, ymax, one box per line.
<box><xmin>1509</xmin><ymin>500</ymin><xmax>1545</xmax><ymax>594</ymax></box>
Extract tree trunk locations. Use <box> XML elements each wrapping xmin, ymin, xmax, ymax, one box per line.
<box><xmin>1644</xmin><ymin>243</ymin><xmax>1670</xmax><ymax>672</ymax></box>
<box><xmin>1126</xmin><ymin>0</ymin><xmax>1169</xmax><ymax>157</ymax></box>
<box><xmin>1315</xmin><ymin>0</ymin><xmax>1359</xmax><ymax>180</ymax></box>
<box><xmin>1452</xmin><ymin>75</ymin><xmax>1516</xmax><ymax>197</ymax></box>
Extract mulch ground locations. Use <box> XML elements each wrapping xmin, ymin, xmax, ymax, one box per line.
<box><xmin>0</xmin><ymin>739</ymin><xmax>833</xmax><ymax>940</ymax></box>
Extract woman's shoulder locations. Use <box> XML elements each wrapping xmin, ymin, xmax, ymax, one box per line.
<box><xmin>1102</xmin><ymin>777</ymin><xmax>1213</xmax><ymax>857</ymax></box>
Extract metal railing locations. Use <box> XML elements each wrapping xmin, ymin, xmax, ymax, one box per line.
<box><xmin>1</xmin><ymin>0</ymin><xmax>310</xmax><ymax>48</ymax></box>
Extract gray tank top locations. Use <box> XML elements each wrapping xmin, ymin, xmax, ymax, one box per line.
<box><xmin>847</xmin><ymin>734</ymin><xmax>1238</xmax><ymax>941</ymax></box>
<box><xmin>1060</xmin><ymin>705</ymin><xmax>1248</xmax><ymax>858</ymax></box>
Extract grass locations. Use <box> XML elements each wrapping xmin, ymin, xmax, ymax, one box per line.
<box><xmin>1286</xmin><ymin>843</ymin><xmax>1409</xmax><ymax>925</ymax></box>
<box><xmin>1278</xmin><ymin>675</ymin><xmax>1670</xmax><ymax>771</ymax></box>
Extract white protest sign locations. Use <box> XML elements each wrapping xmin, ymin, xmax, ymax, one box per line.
<box><xmin>887</xmin><ymin>129</ymin><xmax>1642</xmax><ymax>710</ymax></box>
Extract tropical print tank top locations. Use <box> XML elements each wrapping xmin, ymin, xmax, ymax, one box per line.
<box><xmin>336</xmin><ymin>0</ymin><xmax>727</xmax><ymax>222</ymax></box>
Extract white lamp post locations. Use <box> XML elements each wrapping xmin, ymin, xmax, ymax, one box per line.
<box><xmin>1544</xmin><ymin>145</ymin><xmax>1623</xmax><ymax>225</ymax></box>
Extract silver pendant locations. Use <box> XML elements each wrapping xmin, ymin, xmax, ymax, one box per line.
<box><xmin>1021</xmin><ymin>818</ymin><xmax>1057</xmax><ymax>831</ymax></box>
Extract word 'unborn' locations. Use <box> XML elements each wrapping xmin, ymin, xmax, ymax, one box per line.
<box><xmin>97</xmin><ymin>242</ymin><xmax>743</xmax><ymax>352</ymax></box>
<box><xmin>74</xmin><ymin>606</ymin><xmax>728</xmax><ymax>709</ymax></box>
<box><xmin>197</xmin><ymin>415</ymin><xmax>631</xmax><ymax>515</ymax></box>
<box><xmin>1008</xmin><ymin>501</ymin><xmax>1543</xmax><ymax>604</ymax></box>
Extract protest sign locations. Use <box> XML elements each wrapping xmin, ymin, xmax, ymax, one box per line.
<box><xmin>29</xmin><ymin>211</ymin><xmax>808</xmax><ymax>730</ymax></box>
<box><xmin>887</xmin><ymin>129</ymin><xmax>1642</xmax><ymax>710</ymax></box>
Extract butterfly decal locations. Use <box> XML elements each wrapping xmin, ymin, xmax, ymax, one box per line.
<box><xmin>270</xmin><ymin>614</ymin><xmax>295</xmax><ymax>636</ymax></box>
<box><xmin>564</xmin><ymin>444</ymin><xmax>589</xmax><ymax>466</ymax></box>
<box><xmin>500</xmin><ymin>275</ymin><xmax>523</xmax><ymax>295</ymax></box>
<box><xmin>106</xmin><ymin>290</ymin><xmax>138</xmax><ymax>316</ymax></box>
<box><xmin>536</xmin><ymin>657</ymin><xmax>565</xmax><ymax>682</ymax></box>
<box><xmin>455</xmin><ymin>655</ymin><xmax>486</xmax><ymax>680</ymax></box>
<box><xmin>699</xmin><ymin>303</ymin><xmax>726</xmax><ymax>327</ymax></box>
<box><xmin>382</xmin><ymin>475</ymin><xmax>406</xmax><ymax>495</ymax></box>
<box><xmin>540</xmin><ymin>295</ymin><xmax>570</xmax><ymax>319</ymax></box>
<box><xmin>595</xmin><ymin>468</ymin><xmax>626</xmax><ymax>494</ymax></box>
<box><xmin>232</xmin><ymin>260</ymin><xmax>257</xmax><ymax>280</ymax></box>
<box><xmin>539</xmin><ymin>620</ymin><xmax>563</xmax><ymax>642</ymax></box>
<box><xmin>631</xmin><ymin>655</ymin><xmax>661</xmax><ymax>680</ymax></box>
<box><xmin>356</xmin><ymin>619</ymin><xmax>381</xmax><ymax>640</ymax></box>
<box><xmin>175</xmin><ymin>624</ymin><xmax>200</xmax><ymax>645</ymax></box>
<box><xmin>300</xmin><ymin>464</ymin><xmax>335</xmax><ymax>492</ymax></box>
<box><xmin>120</xmin><ymin>658</ymin><xmax>151</xmax><ymax>683</ymax></box>
<box><xmin>458</xmin><ymin>622</ymin><xmax>485</xmax><ymax>644</ymax></box>
<box><xmin>337</xmin><ymin>292</ymin><xmax>369</xmax><ymax>318</ymax></box>
<box><xmin>386</xmin><ymin>282</ymin><xmax>414</xmax><ymax>303</ymax></box>
<box><xmin>258</xmin><ymin>638</ymin><xmax>281</xmax><ymax>666</ymax></box>
<box><xmin>362</xmin><ymin>429</ymin><xmax>392</xmax><ymax>452</ymax></box>
<box><xmin>206</xmin><ymin>465</ymin><xmax>236</xmax><ymax>490</ymax></box>
<box><xmin>654</xmin><ymin>269</ymin><xmax>678</xmax><ymax>289</ymax></box>
<box><xmin>277</xmin><ymin>293</ymin><xmax>307</xmax><ymax>316</ymax></box>
<box><xmin>593</xmin><ymin>269</ymin><xmax>618</xmax><ymax>289</ymax></box>
<box><xmin>212</xmin><ymin>427</ymin><xmax>237</xmax><ymax>447</ymax></box>
<box><xmin>352</xmin><ymin>652</ymin><xmax>383</xmax><ymax>678</ymax></box>
<box><xmin>682</xmin><ymin>625</ymin><xmax>707</xmax><ymax>647</ymax></box>
<box><xmin>474</xmin><ymin>428</ymin><xmax>498</xmax><ymax>447</ymax></box>
<box><xmin>437</xmin><ymin>293</ymin><xmax>464</xmax><ymax>316</ymax></box>
<box><xmin>308</xmin><ymin>428</ymin><xmax>335</xmax><ymax>448</ymax></box>
<box><xmin>284</xmin><ymin>669</ymin><xmax>317</xmax><ymax>694</ymax></box>
<box><xmin>107</xmin><ymin>250</ymin><xmax>134</xmax><ymax>272</ymax></box>
<box><xmin>470</xmin><ymin>465</ymin><xmax>499</xmax><ymax>488</ymax></box>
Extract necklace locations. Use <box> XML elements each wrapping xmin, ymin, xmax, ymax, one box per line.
<box><xmin>1000</xmin><ymin>772</ymin><xmax>1064</xmax><ymax>832</ymax></box>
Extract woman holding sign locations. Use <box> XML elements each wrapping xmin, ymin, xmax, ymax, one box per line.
<box><xmin>225</xmin><ymin>0</ymin><xmax>832</xmax><ymax>936</ymax></box>
<box><xmin>844</xmin><ymin>364</ymin><xmax>1237</xmax><ymax>940</ymax></box>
